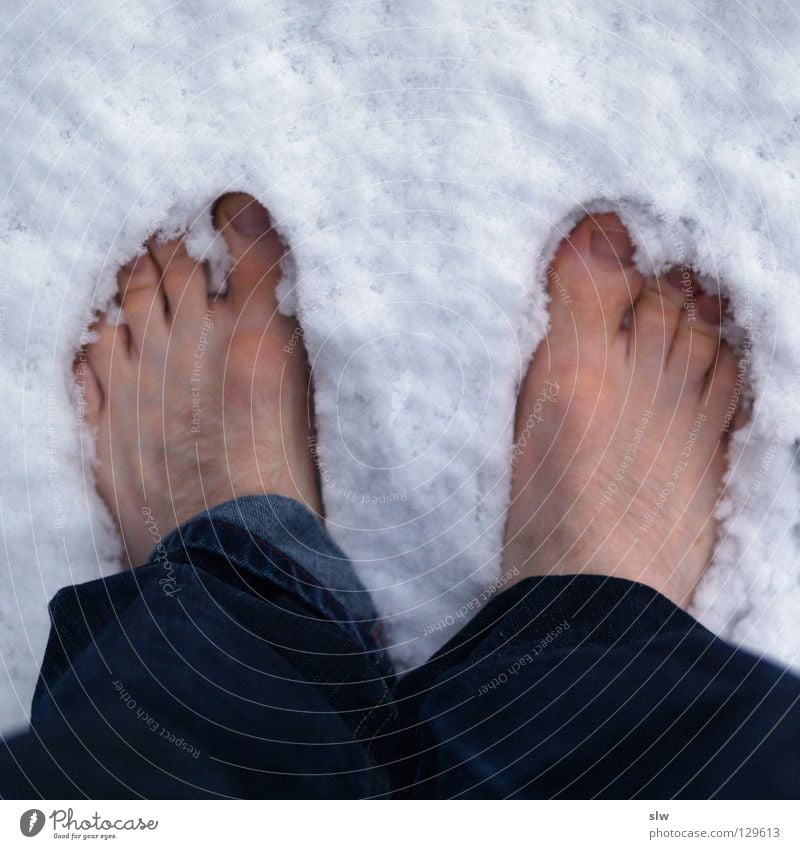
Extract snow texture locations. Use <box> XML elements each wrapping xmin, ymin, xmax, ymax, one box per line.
<box><xmin>2</xmin><ymin>0</ymin><xmax>800</xmax><ymax>733</ymax></box>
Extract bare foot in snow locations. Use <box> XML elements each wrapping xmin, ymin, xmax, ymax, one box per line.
<box><xmin>504</xmin><ymin>213</ymin><xmax>742</xmax><ymax>609</ymax></box>
<box><xmin>79</xmin><ymin>193</ymin><xmax>320</xmax><ymax>566</ymax></box>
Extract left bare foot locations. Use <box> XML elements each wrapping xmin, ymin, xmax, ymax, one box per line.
<box><xmin>78</xmin><ymin>193</ymin><xmax>320</xmax><ymax>566</ymax></box>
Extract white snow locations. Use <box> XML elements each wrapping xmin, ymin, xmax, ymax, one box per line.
<box><xmin>2</xmin><ymin>0</ymin><xmax>800</xmax><ymax>733</ymax></box>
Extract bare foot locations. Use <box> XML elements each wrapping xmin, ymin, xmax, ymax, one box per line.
<box><xmin>504</xmin><ymin>213</ymin><xmax>741</xmax><ymax>608</ymax></box>
<box><xmin>80</xmin><ymin>193</ymin><xmax>320</xmax><ymax>566</ymax></box>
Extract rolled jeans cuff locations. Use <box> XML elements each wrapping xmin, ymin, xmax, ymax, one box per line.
<box><xmin>155</xmin><ymin>494</ymin><xmax>387</xmax><ymax>670</ymax></box>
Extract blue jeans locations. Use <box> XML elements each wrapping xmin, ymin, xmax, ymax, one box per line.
<box><xmin>1</xmin><ymin>496</ymin><xmax>798</xmax><ymax>798</ymax></box>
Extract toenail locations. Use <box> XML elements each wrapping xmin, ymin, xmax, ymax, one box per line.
<box><xmin>224</xmin><ymin>195</ymin><xmax>271</xmax><ymax>238</ymax></box>
<box><xmin>589</xmin><ymin>223</ymin><xmax>635</xmax><ymax>266</ymax></box>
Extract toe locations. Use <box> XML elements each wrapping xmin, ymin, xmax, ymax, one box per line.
<box><xmin>702</xmin><ymin>341</ymin><xmax>742</xmax><ymax>432</ymax></box>
<box><xmin>117</xmin><ymin>252</ymin><xmax>167</xmax><ymax>351</ymax></box>
<box><xmin>548</xmin><ymin>213</ymin><xmax>644</xmax><ymax>345</ymax></box>
<box><xmin>147</xmin><ymin>236</ymin><xmax>209</xmax><ymax>319</ymax></box>
<box><xmin>85</xmin><ymin>315</ymin><xmax>130</xmax><ymax>390</ymax></box>
<box><xmin>695</xmin><ymin>291</ymin><xmax>726</xmax><ymax>327</ymax></box>
<box><xmin>214</xmin><ymin>193</ymin><xmax>284</xmax><ymax>312</ymax></box>
<box><xmin>629</xmin><ymin>267</ymin><xmax>689</xmax><ymax>367</ymax></box>
<box><xmin>668</xmin><ymin>289</ymin><xmax>723</xmax><ymax>387</ymax></box>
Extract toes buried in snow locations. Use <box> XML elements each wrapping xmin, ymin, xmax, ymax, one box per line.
<box><xmin>550</xmin><ymin>213</ymin><xmax>644</xmax><ymax>337</ymax></box>
<box><xmin>117</xmin><ymin>251</ymin><xmax>167</xmax><ymax>347</ymax></box>
<box><xmin>85</xmin><ymin>315</ymin><xmax>129</xmax><ymax>385</ymax></box>
<box><xmin>629</xmin><ymin>282</ymin><xmax>684</xmax><ymax>364</ymax></box>
<box><xmin>664</xmin><ymin>265</ymin><xmax>701</xmax><ymax>299</ymax></box>
<box><xmin>695</xmin><ymin>291</ymin><xmax>724</xmax><ymax>326</ymax></box>
<box><xmin>671</xmin><ymin>304</ymin><xmax>722</xmax><ymax>384</ymax></box>
<box><xmin>629</xmin><ymin>264</ymin><xmax>698</xmax><ymax>349</ymax></box>
<box><xmin>214</xmin><ymin>192</ymin><xmax>284</xmax><ymax>308</ymax></box>
<box><xmin>118</xmin><ymin>251</ymin><xmax>161</xmax><ymax>298</ymax></box>
<box><xmin>148</xmin><ymin>236</ymin><xmax>209</xmax><ymax>318</ymax></box>
<box><xmin>586</xmin><ymin>212</ymin><xmax>636</xmax><ymax>271</ymax></box>
<box><xmin>702</xmin><ymin>343</ymin><xmax>743</xmax><ymax>430</ymax></box>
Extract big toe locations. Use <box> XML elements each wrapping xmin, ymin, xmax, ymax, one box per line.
<box><xmin>214</xmin><ymin>193</ymin><xmax>285</xmax><ymax>312</ymax></box>
<box><xmin>548</xmin><ymin>213</ymin><xmax>644</xmax><ymax>351</ymax></box>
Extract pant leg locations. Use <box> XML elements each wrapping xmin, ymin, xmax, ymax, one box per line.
<box><xmin>390</xmin><ymin>575</ymin><xmax>800</xmax><ymax>799</ymax></box>
<box><xmin>0</xmin><ymin>495</ymin><xmax>395</xmax><ymax>799</ymax></box>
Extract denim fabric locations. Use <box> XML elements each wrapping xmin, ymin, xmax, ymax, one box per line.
<box><xmin>1</xmin><ymin>496</ymin><xmax>799</xmax><ymax>799</ymax></box>
<box><xmin>390</xmin><ymin>575</ymin><xmax>800</xmax><ymax>798</ymax></box>
<box><xmin>1</xmin><ymin>496</ymin><xmax>394</xmax><ymax>798</ymax></box>
<box><xmin>152</xmin><ymin>494</ymin><xmax>386</xmax><ymax>667</ymax></box>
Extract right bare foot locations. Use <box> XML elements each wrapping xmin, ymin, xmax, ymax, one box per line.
<box><xmin>504</xmin><ymin>213</ymin><xmax>742</xmax><ymax>609</ymax></box>
<box><xmin>79</xmin><ymin>193</ymin><xmax>321</xmax><ymax>566</ymax></box>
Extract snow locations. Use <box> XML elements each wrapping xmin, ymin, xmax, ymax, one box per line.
<box><xmin>2</xmin><ymin>0</ymin><xmax>800</xmax><ymax>733</ymax></box>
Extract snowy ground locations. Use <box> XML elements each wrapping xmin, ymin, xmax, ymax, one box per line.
<box><xmin>2</xmin><ymin>0</ymin><xmax>800</xmax><ymax>734</ymax></box>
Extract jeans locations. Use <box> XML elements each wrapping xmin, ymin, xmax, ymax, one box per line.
<box><xmin>1</xmin><ymin>495</ymin><xmax>798</xmax><ymax>798</ymax></box>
